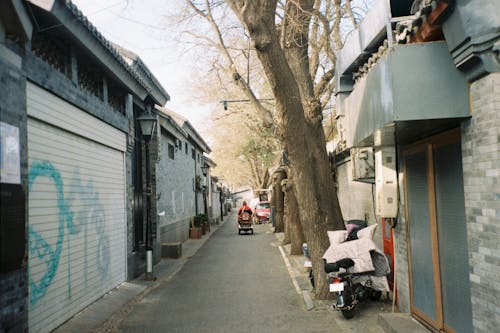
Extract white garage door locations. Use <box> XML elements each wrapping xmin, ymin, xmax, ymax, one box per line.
<box><xmin>27</xmin><ymin>83</ymin><xmax>127</xmax><ymax>333</ymax></box>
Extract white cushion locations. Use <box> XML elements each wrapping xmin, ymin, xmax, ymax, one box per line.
<box><xmin>357</xmin><ymin>223</ymin><xmax>377</xmax><ymax>240</ymax></box>
<box><xmin>327</xmin><ymin>230</ymin><xmax>347</xmax><ymax>245</ymax></box>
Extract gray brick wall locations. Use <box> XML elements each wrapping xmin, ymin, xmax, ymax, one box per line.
<box><xmin>461</xmin><ymin>72</ymin><xmax>500</xmax><ymax>333</ymax></box>
<box><xmin>157</xmin><ymin>135</ymin><xmax>197</xmax><ymax>243</ymax></box>
<box><xmin>0</xmin><ymin>270</ymin><xmax>27</xmax><ymax>332</ymax></box>
<box><xmin>0</xmin><ymin>44</ymin><xmax>28</xmax><ymax>332</ymax></box>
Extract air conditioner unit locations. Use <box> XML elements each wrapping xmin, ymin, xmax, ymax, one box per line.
<box><xmin>375</xmin><ymin>147</ymin><xmax>397</xmax><ymax>218</ymax></box>
<box><xmin>351</xmin><ymin>147</ymin><xmax>375</xmax><ymax>182</ymax></box>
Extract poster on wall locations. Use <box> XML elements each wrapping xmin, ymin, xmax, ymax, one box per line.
<box><xmin>0</xmin><ymin>121</ymin><xmax>21</xmax><ymax>184</ymax></box>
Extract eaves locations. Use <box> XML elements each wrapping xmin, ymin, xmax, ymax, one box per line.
<box><xmin>26</xmin><ymin>0</ymin><xmax>168</xmax><ymax>105</ymax></box>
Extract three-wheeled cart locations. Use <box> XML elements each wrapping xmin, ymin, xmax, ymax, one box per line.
<box><xmin>238</xmin><ymin>212</ymin><xmax>253</xmax><ymax>235</ymax></box>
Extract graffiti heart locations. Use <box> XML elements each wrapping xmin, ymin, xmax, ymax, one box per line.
<box><xmin>28</xmin><ymin>161</ymin><xmax>110</xmax><ymax>305</ymax></box>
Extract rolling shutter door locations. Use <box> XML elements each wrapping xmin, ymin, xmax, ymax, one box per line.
<box><xmin>27</xmin><ymin>83</ymin><xmax>127</xmax><ymax>333</ymax></box>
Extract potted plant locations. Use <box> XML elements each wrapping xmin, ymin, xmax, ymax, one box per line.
<box><xmin>196</xmin><ymin>214</ymin><xmax>208</xmax><ymax>235</ymax></box>
<box><xmin>189</xmin><ymin>216</ymin><xmax>202</xmax><ymax>239</ymax></box>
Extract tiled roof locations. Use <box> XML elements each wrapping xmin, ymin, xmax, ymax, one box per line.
<box><xmin>112</xmin><ymin>43</ymin><xmax>170</xmax><ymax>100</ymax></box>
<box><xmin>62</xmin><ymin>0</ymin><xmax>169</xmax><ymax>102</ymax></box>
<box><xmin>155</xmin><ymin>106</ymin><xmax>211</xmax><ymax>153</ymax></box>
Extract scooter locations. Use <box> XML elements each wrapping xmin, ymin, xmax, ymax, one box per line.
<box><xmin>237</xmin><ymin>212</ymin><xmax>254</xmax><ymax>235</ymax></box>
<box><xmin>324</xmin><ymin>258</ymin><xmax>383</xmax><ymax>319</ymax></box>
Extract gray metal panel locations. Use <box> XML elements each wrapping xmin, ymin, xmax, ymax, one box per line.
<box><xmin>343</xmin><ymin>42</ymin><xmax>470</xmax><ymax>147</ymax></box>
<box><xmin>359</xmin><ymin>0</ymin><xmax>391</xmax><ymax>51</ymax></box>
<box><xmin>433</xmin><ymin>143</ymin><xmax>473</xmax><ymax>333</ymax></box>
<box><xmin>337</xmin><ymin>0</ymin><xmax>391</xmax><ymax>76</ymax></box>
<box><xmin>344</xmin><ymin>54</ymin><xmax>394</xmax><ymax>146</ymax></box>
<box><xmin>406</xmin><ymin>151</ymin><xmax>437</xmax><ymax>321</ymax></box>
<box><xmin>391</xmin><ymin>42</ymin><xmax>470</xmax><ymax>121</ymax></box>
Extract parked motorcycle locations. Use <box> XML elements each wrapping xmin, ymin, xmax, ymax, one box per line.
<box><xmin>324</xmin><ymin>258</ymin><xmax>383</xmax><ymax>319</ymax></box>
<box><xmin>322</xmin><ymin>221</ymin><xmax>390</xmax><ymax>319</ymax></box>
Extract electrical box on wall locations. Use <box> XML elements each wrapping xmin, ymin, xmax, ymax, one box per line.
<box><xmin>351</xmin><ymin>147</ymin><xmax>375</xmax><ymax>182</ymax></box>
<box><xmin>375</xmin><ymin>147</ymin><xmax>398</xmax><ymax>217</ymax></box>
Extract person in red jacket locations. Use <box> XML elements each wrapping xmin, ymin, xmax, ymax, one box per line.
<box><xmin>237</xmin><ymin>201</ymin><xmax>253</xmax><ymax>219</ymax></box>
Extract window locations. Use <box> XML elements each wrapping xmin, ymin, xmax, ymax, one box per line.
<box><xmin>178</xmin><ymin>140</ymin><xmax>182</xmax><ymax>151</ymax></box>
<box><xmin>192</xmin><ymin>148</ymin><xmax>195</xmax><ymax>159</ymax></box>
<box><xmin>185</xmin><ymin>142</ymin><xmax>188</xmax><ymax>155</ymax></box>
<box><xmin>168</xmin><ymin>143</ymin><xmax>175</xmax><ymax>159</ymax></box>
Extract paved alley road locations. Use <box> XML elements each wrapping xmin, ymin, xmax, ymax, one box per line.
<box><xmin>118</xmin><ymin>215</ymin><xmax>340</xmax><ymax>333</ymax></box>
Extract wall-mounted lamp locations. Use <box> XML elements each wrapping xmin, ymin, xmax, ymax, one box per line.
<box><xmin>201</xmin><ymin>164</ymin><xmax>209</xmax><ymax>177</ymax></box>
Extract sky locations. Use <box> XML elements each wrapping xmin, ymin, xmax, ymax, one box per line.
<box><xmin>70</xmin><ymin>0</ymin><xmax>374</xmax><ymax>141</ymax></box>
<box><xmin>71</xmin><ymin>0</ymin><xmax>214</xmax><ymax>133</ymax></box>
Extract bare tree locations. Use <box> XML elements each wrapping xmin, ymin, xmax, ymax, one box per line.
<box><xmin>178</xmin><ymin>0</ymin><xmax>361</xmax><ymax>298</ymax></box>
<box><xmin>225</xmin><ymin>0</ymin><xmax>350</xmax><ymax>299</ymax></box>
<box><xmin>283</xmin><ymin>174</ymin><xmax>305</xmax><ymax>255</ymax></box>
<box><xmin>271</xmin><ymin>168</ymin><xmax>286</xmax><ymax>233</ymax></box>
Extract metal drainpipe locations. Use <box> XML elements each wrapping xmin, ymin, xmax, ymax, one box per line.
<box><xmin>194</xmin><ymin>153</ymin><xmax>198</xmax><ymax>215</ymax></box>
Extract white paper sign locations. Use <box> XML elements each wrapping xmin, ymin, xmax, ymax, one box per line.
<box><xmin>0</xmin><ymin>122</ymin><xmax>21</xmax><ymax>184</ymax></box>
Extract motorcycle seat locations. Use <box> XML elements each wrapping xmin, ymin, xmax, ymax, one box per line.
<box><xmin>324</xmin><ymin>258</ymin><xmax>355</xmax><ymax>273</ymax></box>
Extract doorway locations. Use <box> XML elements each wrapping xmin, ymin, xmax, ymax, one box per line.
<box><xmin>403</xmin><ymin>128</ymin><xmax>472</xmax><ymax>333</ymax></box>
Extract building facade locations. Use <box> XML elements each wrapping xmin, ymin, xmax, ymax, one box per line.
<box><xmin>0</xmin><ymin>0</ymin><xmax>171</xmax><ymax>331</ymax></box>
<box><xmin>334</xmin><ymin>1</ymin><xmax>499</xmax><ymax>332</ymax></box>
<box><xmin>155</xmin><ymin>106</ymin><xmax>212</xmax><ymax>245</ymax></box>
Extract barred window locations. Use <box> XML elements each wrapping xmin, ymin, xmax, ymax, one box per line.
<box><xmin>168</xmin><ymin>144</ymin><xmax>175</xmax><ymax>160</ymax></box>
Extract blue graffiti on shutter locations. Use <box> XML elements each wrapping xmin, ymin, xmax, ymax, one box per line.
<box><xmin>28</xmin><ymin>161</ymin><xmax>110</xmax><ymax>305</ymax></box>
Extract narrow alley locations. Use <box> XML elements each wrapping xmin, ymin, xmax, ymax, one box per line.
<box><xmin>54</xmin><ymin>210</ymin><xmax>397</xmax><ymax>333</ymax></box>
<box><xmin>116</xmin><ymin>214</ymin><xmax>343</xmax><ymax>332</ymax></box>
<box><xmin>1</xmin><ymin>1</ymin><xmax>498</xmax><ymax>333</ymax></box>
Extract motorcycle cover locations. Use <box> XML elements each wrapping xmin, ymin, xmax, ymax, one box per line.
<box><xmin>322</xmin><ymin>225</ymin><xmax>391</xmax><ymax>291</ymax></box>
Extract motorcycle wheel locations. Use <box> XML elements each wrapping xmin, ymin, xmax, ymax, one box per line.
<box><xmin>369</xmin><ymin>290</ymin><xmax>382</xmax><ymax>301</ymax></box>
<box><xmin>341</xmin><ymin>308</ymin><xmax>356</xmax><ymax>319</ymax></box>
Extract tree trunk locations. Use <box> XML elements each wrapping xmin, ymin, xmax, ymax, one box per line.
<box><xmin>272</xmin><ymin>168</ymin><xmax>286</xmax><ymax>233</ymax></box>
<box><xmin>283</xmin><ymin>176</ymin><xmax>305</xmax><ymax>255</ymax></box>
<box><xmin>283</xmin><ymin>177</ymin><xmax>291</xmax><ymax>245</ymax></box>
<box><xmin>228</xmin><ymin>0</ymin><xmax>345</xmax><ymax>299</ymax></box>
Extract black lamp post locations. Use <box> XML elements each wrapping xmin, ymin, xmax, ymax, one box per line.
<box><xmin>201</xmin><ymin>164</ymin><xmax>209</xmax><ymax>220</ymax></box>
<box><xmin>137</xmin><ymin>107</ymin><xmax>157</xmax><ymax>281</ymax></box>
<box><xmin>219</xmin><ymin>184</ymin><xmax>224</xmax><ymax>222</ymax></box>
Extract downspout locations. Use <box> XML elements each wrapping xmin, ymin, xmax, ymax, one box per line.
<box><xmin>194</xmin><ymin>151</ymin><xmax>198</xmax><ymax>215</ymax></box>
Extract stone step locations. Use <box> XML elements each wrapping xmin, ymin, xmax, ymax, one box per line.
<box><xmin>378</xmin><ymin>313</ymin><xmax>429</xmax><ymax>333</ymax></box>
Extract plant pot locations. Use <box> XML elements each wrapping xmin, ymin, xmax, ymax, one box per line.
<box><xmin>201</xmin><ymin>223</ymin><xmax>206</xmax><ymax>235</ymax></box>
<box><xmin>189</xmin><ymin>227</ymin><xmax>201</xmax><ymax>239</ymax></box>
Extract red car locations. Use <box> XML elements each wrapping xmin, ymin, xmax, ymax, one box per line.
<box><xmin>253</xmin><ymin>201</ymin><xmax>271</xmax><ymax>224</ymax></box>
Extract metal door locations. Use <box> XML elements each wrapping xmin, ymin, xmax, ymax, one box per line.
<box><xmin>404</xmin><ymin>129</ymin><xmax>472</xmax><ymax>333</ymax></box>
<box><xmin>27</xmin><ymin>83</ymin><xmax>127</xmax><ymax>333</ymax></box>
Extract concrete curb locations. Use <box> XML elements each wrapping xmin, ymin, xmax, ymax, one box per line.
<box><xmin>302</xmin><ymin>290</ymin><xmax>315</xmax><ymax>311</ymax></box>
<box><xmin>278</xmin><ymin>245</ymin><xmax>303</xmax><ymax>295</ymax></box>
<box><xmin>276</xmin><ymin>237</ymin><xmax>317</xmax><ymax>311</ymax></box>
